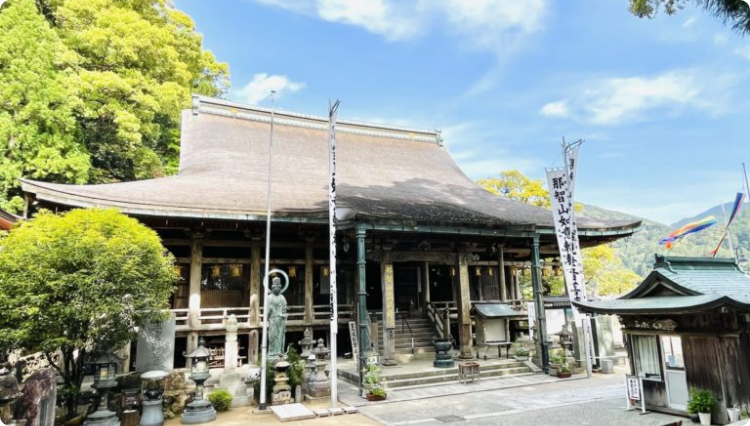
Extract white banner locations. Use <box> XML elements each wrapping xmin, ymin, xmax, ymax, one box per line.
<box><xmin>328</xmin><ymin>99</ymin><xmax>341</xmax><ymax>409</ymax></box>
<box><xmin>546</xmin><ymin>168</ymin><xmax>587</xmax><ymax>322</ymax></box>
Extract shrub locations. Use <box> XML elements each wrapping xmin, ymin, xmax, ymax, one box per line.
<box><xmin>687</xmin><ymin>389</ymin><xmax>715</xmax><ymax>414</ymax></box>
<box><xmin>208</xmin><ymin>389</ymin><xmax>233</xmax><ymax>412</ymax></box>
<box><xmin>286</xmin><ymin>346</ymin><xmax>306</xmax><ymax>390</ymax></box>
<box><xmin>549</xmin><ymin>349</ymin><xmax>565</xmax><ymax>365</ymax></box>
<box><xmin>515</xmin><ymin>346</ymin><xmax>530</xmax><ymax>357</ymax></box>
<box><xmin>362</xmin><ymin>353</ymin><xmax>386</xmax><ymax>396</ymax></box>
<box><xmin>250</xmin><ymin>362</ymin><xmax>274</xmax><ymax>403</ymax></box>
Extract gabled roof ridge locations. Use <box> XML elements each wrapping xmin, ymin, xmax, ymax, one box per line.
<box><xmin>192</xmin><ymin>95</ymin><xmax>443</xmax><ymax>144</ymax></box>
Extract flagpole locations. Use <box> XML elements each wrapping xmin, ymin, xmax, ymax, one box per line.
<box><xmin>259</xmin><ymin>91</ymin><xmax>276</xmax><ymax>411</ymax></box>
<box><xmin>562</xmin><ymin>138</ymin><xmax>593</xmax><ymax>379</ymax></box>
<box><xmin>328</xmin><ymin>99</ymin><xmax>341</xmax><ymax>409</ymax></box>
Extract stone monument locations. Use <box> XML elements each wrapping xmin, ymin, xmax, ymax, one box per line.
<box><xmin>0</xmin><ymin>367</ymin><xmax>22</xmax><ymax>425</ymax></box>
<box><xmin>248</xmin><ymin>294</ymin><xmax>260</xmax><ymax>365</ymax></box>
<box><xmin>136</xmin><ymin>316</ymin><xmax>176</xmax><ymax>373</ymax></box>
<box><xmin>298</xmin><ymin>328</ymin><xmax>314</xmax><ymax>358</ymax></box>
<box><xmin>15</xmin><ymin>369</ymin><xmax>56</xmax><ymax>426</ymax></box>
<box><xmin>217</xmin><ymin>315</ymin><xmax>251</xmax><ymax>407</ymax></box>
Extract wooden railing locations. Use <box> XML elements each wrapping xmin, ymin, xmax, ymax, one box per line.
<box><xmin>172</xmin><ymin>304</ymin><xmax>354</xmax><ymax>330</ymax></box>
<box><xmin>426</xmin><ymin>302</ymin><xmax>457</xmax><ymax>339</ymax></box>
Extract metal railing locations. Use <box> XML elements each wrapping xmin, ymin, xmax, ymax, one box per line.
<box><xmin>397</xmin><ymin>311</ymin><xmax>414</xmax><ymax>354</ymax></box>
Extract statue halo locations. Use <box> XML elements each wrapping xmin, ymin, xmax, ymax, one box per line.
<box><xmin>263</xmin><ymin>268</ymin><xmax>290</xmax><ymax>294</ymax></box>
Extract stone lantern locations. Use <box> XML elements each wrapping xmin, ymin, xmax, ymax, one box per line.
<box><xmin>83</xmin><ymin>353</ymin><xmax>122</xmax><ymax>426</ymax></box>
<box><xmin>140</xmin><ymin>370</ymin><xmax>169</xmax><ymax>426</ymax></box>
<box><xmin>181</xmin><ymin>338</ymin><xmax>216</xmax><ymax>424</ymax></box>
<box><xmin>0</xmin><ymin>367</ymin><xmax>22</xmax><ymax>426</ymax></box>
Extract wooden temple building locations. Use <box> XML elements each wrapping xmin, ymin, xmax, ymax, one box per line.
<box><xmin>577</xmin><ymin>255</ymin><xmax>750</xmax><ymax>424</ymax></box>
<box><xmin>20</xmin><ymin>95</ymin><xmax>639</xmax><ymax>373</ymax></box>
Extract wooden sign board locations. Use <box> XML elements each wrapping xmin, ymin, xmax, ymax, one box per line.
<box><xmin>625</xmin><ymin>375</ymin><xmax>647</xmax><ymax>414</ymax></box>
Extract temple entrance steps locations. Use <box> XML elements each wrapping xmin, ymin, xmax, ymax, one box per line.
<box><xmin>376</xmin><ymin>318</ymin><xmax>437</xmax><ymax>362</ymax></box>
<box><xmin>338</xmin><ymin>358</ymin><xmax>534</xmax><ymax>391</ymax></box>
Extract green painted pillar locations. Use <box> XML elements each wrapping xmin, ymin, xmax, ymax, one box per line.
<box><xmin>356</xmin><ymin>226</ymin><xmax>369</xmax><ymax>396</ymax></box>
<box><xmin>531</xmin><ymin>235</ymin><xmax>549</xmax><ymax>372</ymax></box>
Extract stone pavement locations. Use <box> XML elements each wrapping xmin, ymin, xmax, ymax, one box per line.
<box><xmin>164</xmin><ymin>399</ymin><xmax>380</xmax><ymax>426</ymax></box>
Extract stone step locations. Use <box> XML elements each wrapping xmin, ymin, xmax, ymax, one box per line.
<box><xmin>382</xmin><ymin>361</ymin><xmax>527</xmax><ymax>380</ymax></box>
<box><xmin>385</xmin><ymin>367</ymin><xmax>534</xmax><ymax>390</ymax></box>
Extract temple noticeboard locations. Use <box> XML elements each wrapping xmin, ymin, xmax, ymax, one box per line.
<box><xmin>472</xmin><ymin>302</ymin><xmax>523</xmax><ymax>359</ymax></box>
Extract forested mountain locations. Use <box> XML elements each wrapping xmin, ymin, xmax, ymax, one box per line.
<box><xmin>579</xmin><ymin>203</ymin><xmax>750</xmax><ymax>277</ymax></box>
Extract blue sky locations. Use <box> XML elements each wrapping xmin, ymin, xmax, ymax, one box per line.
<box><xmin>176</xmin><ymin>0</ymin><xmax>750</xmax><ymax>225</ymax></box>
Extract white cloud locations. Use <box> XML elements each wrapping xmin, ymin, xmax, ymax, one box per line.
<box><xmin>540</xmin><ymin>70</ymin><xmax>732</xmax><ymax>125</ymax></box>
<box><xmin>235</xmin><ymin>73</ymin><xmax>306</xmax><ymax>104</ymax></box>
<box><xmin>713</xmin><ymin>33</ymin><xmax>728</xmax><ymax>46</ymax></box>
<box><xmin>682</xmin><ymin>16</ymin><xmax>697</xmax><ymax>28</ymax></box>
<box><xmin>539</xmin><ymin>100</ymin><xmax>569</xmax><ymax>118</ymax></box>
<box><xmin>254</xmin><ymin>0</ymin><xmax>546</xmax><ymax>46</ymax></box>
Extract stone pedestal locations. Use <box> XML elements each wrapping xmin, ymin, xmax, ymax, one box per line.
<box><xmin>433</xmin><ymin>339</ymin><xmax>454</xmax><ymax>368</ymax></box>
<box><xmin>140</xmin><ymin>399</ymin><xmax>164</xmax><ymax>426</ymax></box>
<box><xmin>181</xmin><ymin>400</ymin><xmax>216</xmax><ymax>424</ymax></box>
<box><xmin>271</xmin><ymin>360</ymin><xmax>292</xmax><ymax>406</ymax></box>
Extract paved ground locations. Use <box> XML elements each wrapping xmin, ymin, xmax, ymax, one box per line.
<box><xmin>356</xmin><ymin>368</ymin><xmax>689</xmax><ymax>426</ymax></box>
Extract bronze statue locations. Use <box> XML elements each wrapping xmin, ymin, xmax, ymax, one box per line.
<box><xmin>267</xmin><ymin>277</ymin><xmax>287</xmax><ymax>357</ymax></box>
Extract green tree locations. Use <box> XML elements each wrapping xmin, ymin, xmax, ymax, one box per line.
<box><xmin>628</xmin><ymin>0</ymin><xmax>750</xmax><ymax>35</ymax></box>
<box><xmin>478</xmin><ymin>170</ymin><xmax>642</xmax><ymax>297</ymax></box>
<box><xmin>0</xmin><ymin>0</ymin><xmax>229</xmax><ymax>212</ymax></box>
<box><xmin>0</xmin><ymin>208</ymin><xmax>176</xmax><ymax>418</ymax></box>
<box><xmin>0</xmin><ymin>0</ymin><xmax>90</xmax><ymax>213</ymax></box>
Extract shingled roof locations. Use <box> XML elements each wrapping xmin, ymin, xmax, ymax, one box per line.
<box><xmin>576</xmin><ymin>255</ymin><xmax>750</xmax><ymax>314</ymax></box>
<box><xmin>21</xmin><ymin>96</ymin><xmax>639</xmax><ymax>233</ymax></box>
<box><xmin>0</xmin><ymin>209</ymin><xmax>19</xmax><ymax>231</ymax></box>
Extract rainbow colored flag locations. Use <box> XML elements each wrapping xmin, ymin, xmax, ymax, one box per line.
<box><xmin>659</xmin><ymin>216</ymin><xmax>718</xmax><ymax>250</ymax></box>
<box><xmin>710</xmin><ymin>192</ymin><xmax>747</xmax><ymax>257</ymax></box>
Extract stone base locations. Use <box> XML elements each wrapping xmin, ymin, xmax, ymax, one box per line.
<box><xmin>304</xmin><ymin>394</ymin><xmax>330</xmax><ymax>402</ymax></box>
<box><xmin>433</xmin><ymin>358</ymin><xmax>454</xmax><ymax>368</ymax></box>
<box><xmin>217</xmin><ymin>370</ymin><xmax>251</xmax><ymax>407</ymax></box>
<box><xmin>141</xmin><ymin>399</ymin><xmax>165</xmax><ymax>426</ymax></box>
<box><xmin>181</xmin><ymin>400</ymin><xmax>217</xmax><ymax>424</ymax></box>
<box><xmin>270</xmin><ymin>403</ymin><xmax>316</xmax><ymax>422</ymax></box>
<box><xmin>83</xmin><ymin>410</ymin><xmax>119</xmax><ymax>426</ymax></box>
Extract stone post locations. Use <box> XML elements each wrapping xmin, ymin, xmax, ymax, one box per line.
<box><xmin>456</xmin><ymin>251</ymin><xmax>473</xmax><ymax>359</ymax></box>
<box><xmin>225</xmin><ymin>315</ymin><xmax>238</xmax><ymax>372</ymax></box>
<box><xmin>248</xmin><ymin>294</ymin><xmax>259</xmax><ymax>365</ymax></box>
<box><xmin>381</xmin><ymin>250</ymin><xmax>397</xmax><ymax>365</ymax></box>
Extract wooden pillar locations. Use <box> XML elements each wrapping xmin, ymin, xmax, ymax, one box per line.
<box><xmin>514</xmin><ymin>268</ymin><xmax>522</xmax><ymax>300</ymax></box>
<box><xmin>249</xmin><ymin>239</ymin><xmax>261</xmax><ymax>364</ymax></box>
<box><xmin>531</xmin><ymin>236</ymin><xmax>549</xmax><ymax>372</ymax></box>
<box><xmin>188</xmin><ymin>232</ymin><xmax>203</xmax><ymax>331</ymax></box>
<box><xmin>499</xmin><ymin>248</ymin><xmax>507</xmax><ymax>302</ymax></box>
<box><xmin>422</xmin><ymin>261</ymin><xmax>431</xmax><ymax>315</ymax></box>
<box><xmin>456</xmin><ymin>251</ymin><xmax>473</xmax><ymax>359</ymax></box>
<box><xmin>304</xmin><ymin>240</ymin><xmax>314</xmax><ymax>325</ymax></box>
<box><xmin>381</xmin><ymin>250</ymin><xmax>397</xmax><ymax>365</ymax></box>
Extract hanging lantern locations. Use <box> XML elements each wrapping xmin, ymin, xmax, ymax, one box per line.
<box><xmin>230</xmin><ymin>264</ymin><xmax>241</xmax><ymax>277</ymax></box>
<box><xmin>450</xmin><ymin>267</ymin><xmax>456</xmax><ymax>277</ymax></box>
<box><xmin>211</xmin><ymin>265</ymin><xmax>221</xmax><ymax>278</ymax></box>
<box><xmin>475</xmin><ymin>267</ymin><xmax>481</xmax><ymax>277</ymax></box>
<box><xmin>173</xmin><ymin>265</ymin><xmax>183</xmax><ymax>276</ymax></box>
<box><xmin>323</xmin><ymin>266</ymin><xmax>329</xmax><ymax>277</ymax></box>
<box><xmin>488</xmin><ymin>268</ymin><xmax>494</xmax><ymax>277</ymax></box>
<box><xmin>288</xmin><ymin>266</ymin><xmax>297</xmax><ymax>278</ymax></box>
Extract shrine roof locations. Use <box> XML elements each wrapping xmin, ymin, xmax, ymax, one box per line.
<box><xmin>576</xmin><ymin>255</ymin><xmax>750</xmax><ymax>315</ymax></box>
<box><xmin>21</xmin><ymin>95</ymin><xmax>639</xmax><ymax>234</ymax></box>
<box><xmin>0</xmin><ymin>209</ymin><xmax>19</xmax><ymax>231</ymax></box>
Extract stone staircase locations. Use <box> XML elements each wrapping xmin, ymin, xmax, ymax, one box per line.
<box><xmin>339</xmin><ymin>359</ymin><xmax>534</xmax><ymax>390</ymax></box>
<box><xmin>377</xmin><ymin>317</ymin><xmax>437</xmax><ymax>363</ymax></box>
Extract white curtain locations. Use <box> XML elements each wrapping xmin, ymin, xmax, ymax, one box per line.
<box><xmin>632</xmin><ymin>335</ymin><xmax>660</xmax><ymax>380</ymax></box>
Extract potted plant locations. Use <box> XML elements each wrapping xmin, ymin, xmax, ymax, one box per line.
<box><xmin>548</xmin><ymin>350</ymin><xmax>565</xmax><ymax>376</ymax></box>
<box><xmin>556</xmin><ymin>361</ymin><xmax>572</xmax><ymax>379</ymax></box>
<box><xmin>687</xmin><ymin>388</ymin><xmax>715</xmax><ymax>426</ymax></box>
<box><xmin>363</xmin><ymin>356</ymin><xmax>387</xmax><ymax>401</ymax></box>
<box><xmin>514</xmin><ymin>346</ymin><xmax>530</xmax><ymax>361</ymax></box>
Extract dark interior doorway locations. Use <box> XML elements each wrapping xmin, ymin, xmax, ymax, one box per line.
<box><xmin>429</xmin><ymin>265</ymin><xmax>454</xmax><ymax>302</ymax></box>
<box><xmin>394</xmin><ymin>263</ymin><xmax>420</xmax><ymax>314</ymax></box>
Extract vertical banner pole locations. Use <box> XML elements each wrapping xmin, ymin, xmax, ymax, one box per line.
<box><xmin>328</xmin><ymin>99</ymin><xmax>341</xmax><ymax>408</ymax></box>
<box><xmin>259</xmin><ymin>91</ymin><xmax>277</xmax><ymax>410</ymax></box>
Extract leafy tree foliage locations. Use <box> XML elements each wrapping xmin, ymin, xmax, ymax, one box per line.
<box><xmin>628</xmin><ymin>0</ymin><xmax>750</xmax><ymax>35</ymax></box>
<box><xmin>478</xmin><ymin>170</ymin><xmax>641</xmax><ymax>297</ymax></box>
<box><xmin>0</xmin><ymin>208</ymin><xmax>176</xmax><ymax>417</ymax></box>
<box><xmin>0</xmin><ymin>0</ymin><xmax>89</xmax><ymax>212</ymax></box>
<box><xmin>0</xmin><ymin>0</ymin><xmax>229</xmax><ymax>212</ymax></box>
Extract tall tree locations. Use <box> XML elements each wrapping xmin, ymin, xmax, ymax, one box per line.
<box><xmin>478</xmin><ymin>170</ymin><xmax>642</xmax><ymax>297</ymax></box>
<box><xmin>0</xmin><ymin>208</ymin><xmax>176</xmax><ymax>418</ymax></box>
<box><xmin>628</xmin><ymin>0</ymin><xmax>750</xmax><ymax>35</ymax></box>
<box><xmin>0</xmin><ymin>0</ymin><xmax>229</xmax><ymax>212</ymax></box>
<box><xmin>0</xmin><ymin>0</ymin><xmax>90</xmax><ymax>213</ymax></box>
